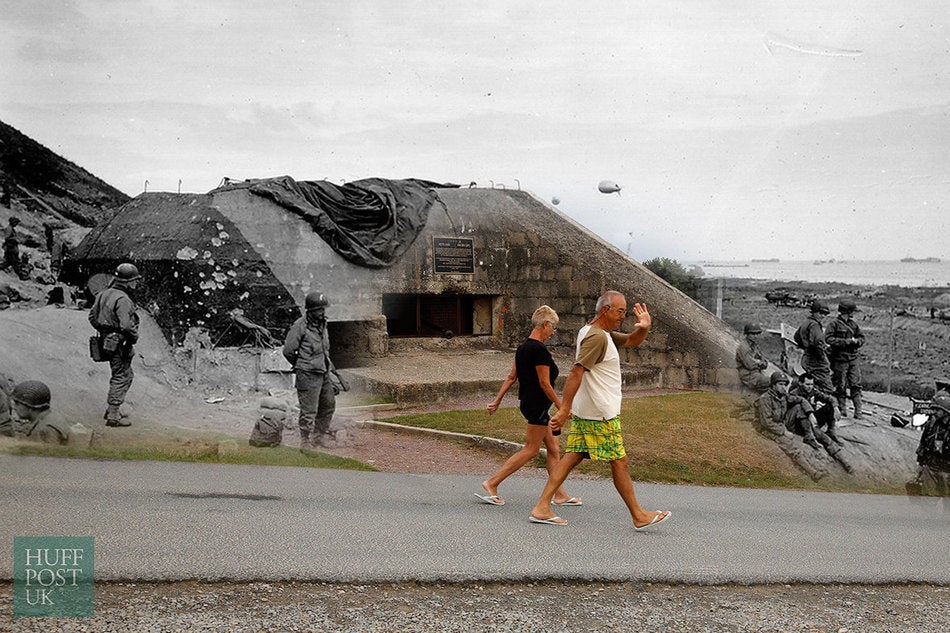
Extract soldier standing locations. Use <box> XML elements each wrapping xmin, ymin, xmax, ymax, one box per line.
<box><xmin>88</xmin><ymin>263</ymin><xmax>142</xmax><ymax>427</ymax></box>
<box><xmin>825</xmin><ymin>298</ymin><xmax>866</xmax><ymax>418</ymax></box>
<box><xmin>914</xmin><ymin>394</ymin><xmax>950</xmax><ymax>496</ymax></box>
<box><xmin>1</xmin><ymin>217</ymin><xmax>25</xmax><ymax>279</ymax></box>
<box><xmin>795</xmin><ymin>300</ymin><xmax>837</xmax><ymax>410</ymax></box>
<box><xmin>283</xmin><ymin>291</ymin><xmax>338</xmax><ymax>451</ymax></box>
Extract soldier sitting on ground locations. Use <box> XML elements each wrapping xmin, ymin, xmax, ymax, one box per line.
<box><xmin>790</xmin><ymin>372</ymin><xmax>842</xmax><ymax>445</ymax></box>
<box><xmin>735</xmin><ymin>322</ymin><xmax>771</xmax><ymax>393</ymax></box>
<box><xmin>754</xmin><ymin>371</ymin><xmax>852</xmax><ymax>472</ymax></box>
<box><xmin>4</xmin><ymin>380</ymin><xmax>68</xmax><ymax>445</ymax></box>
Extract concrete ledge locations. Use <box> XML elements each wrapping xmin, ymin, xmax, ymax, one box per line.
<box><xmin>357</xmin><ymin>419</ymin><xmax>546</xmax><ymax>460</ymax></box>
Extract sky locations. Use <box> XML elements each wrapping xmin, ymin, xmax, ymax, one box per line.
<box><xmin>2</xmin><ymin>1</ymin><xmax>948</xmax><ymax>262</ymax></box>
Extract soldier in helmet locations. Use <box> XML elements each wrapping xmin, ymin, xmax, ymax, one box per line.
<box><xmin>735</xmin><ymin>322</ymin><xmax>771</xmax><ymax>393</ymax></box>
<box><xmin>825</xmin><ymin>298</ymin><xmax>866</xmax><ymax>418</ymax></box>
<box><xmin>754</xmin><ymin>371</ymin><xmax>852</xmax><ymax>471</ymax></box>
<box><xmin>283</xmin><ymin>291</ymin><xmax>338</xmax><ymax>451</ymax></box>
<box><xmin>0</xmin><ymin>372</ymin><xmax>14</xmax><ymax>435</ymax></box>
<box><xmin>794</xmin><ymin>300</ymin><xmax>837</xmax><ymax>411</ymax></box>
<box><xmin>88</xmin><ymin>262</ymin><xmax>142</xmax><ymax>427</ymax></box>
<box><xmin>5</xmin><ymin>380</ymin><xmax>68</xmax><ymax>444</ymax></box>
<box><xmin>913</xmin><ymin>394</ymin><xmax>950</xmax><ymax>496</ymax></box>
<box><xmin>0</xmin><ymin>216</ymin><xmax>26</xmax><ymax>279</ymax></box>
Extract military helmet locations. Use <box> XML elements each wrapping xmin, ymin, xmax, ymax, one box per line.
<box><xmin>933</xmin><ymin>394</ymin><xmax>950</xmax><ymax>414</ymax></box>
<box><xmin>810</xmin><ymin>299</ymin><xmax>830</xmax><ymax>314</ymax></box>
<box><xmin>114</xmin><ymin>262</ymin><xmax>142</xmax><ymax>281</ymax></box>
<box><xmin>838</xmin><ymin>298</ymin><xmax>858</xmax><ymax>313</ymax></box>
<box><xmin>743</xmin><ymin>323</ymin><xmax>763</xmax><ymax>335</ymax></box>
<box><xmin>305</xmin><ymin>291</ymin><xmax>329</xmax><ymax>310</ymax></box>
<box><xmin>770</xmin><ymin>371</ymin><xmax>790</xmax><ymax>386</ymax></box>
<box><xmin>11</xmin><ymin>380</ymin><xmax>51</xmax><ymax>409</ymax></box>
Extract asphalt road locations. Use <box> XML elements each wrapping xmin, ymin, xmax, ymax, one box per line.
<box><xmin>1</xmin><ymin>454</ymin><xmax>947</xmax><ymax>584</ymax></box>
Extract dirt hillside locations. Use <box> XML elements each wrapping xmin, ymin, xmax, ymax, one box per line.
<box><xmin>0</xmin><ymin>305</ymin><xmax>261</xmax><ymax>434</ymax></box>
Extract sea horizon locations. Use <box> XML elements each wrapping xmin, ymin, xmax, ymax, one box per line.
<box><xmin>684</xmin><ymin>259</ymin><xmax>950</xmax><ymax>289</ymax></box>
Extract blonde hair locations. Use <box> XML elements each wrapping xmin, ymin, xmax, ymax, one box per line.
<box><xmin>531</xmin><ymin>305</ymin><xmax>559</xmax><ymax>329</ymax></box>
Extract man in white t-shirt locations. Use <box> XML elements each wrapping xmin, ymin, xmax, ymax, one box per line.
<box><xmin>529</xmin><ymin>290</ymin><xmax>671</xmax><ymax>530</ymax></box>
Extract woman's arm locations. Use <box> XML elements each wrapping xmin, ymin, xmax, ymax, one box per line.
<box><xmin>534</xmin><ymin>365</ymin><xmax>561</xmax><ymax>412</ymax></box>
<box><xmin>487</xmin><ymin>362</ymin><xmax>518</xmax><ymax>415</ymax></box>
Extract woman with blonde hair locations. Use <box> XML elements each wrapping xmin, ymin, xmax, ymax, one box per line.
<box><xmin>476</xmin><ymin>305</ymin><xmax>581</xmax><ymax>506</ymax></box>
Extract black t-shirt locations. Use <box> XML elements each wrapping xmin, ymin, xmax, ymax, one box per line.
<box><xmin>515</xmin><ymin>338</ymin><xmax>559</xmax><ymax>408</ymax></box>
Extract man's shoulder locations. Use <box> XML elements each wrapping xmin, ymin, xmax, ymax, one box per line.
<box><xmin>579</xmin><ymin>324</ymin><xmax>606</xmax><ymax>339</ymax></box>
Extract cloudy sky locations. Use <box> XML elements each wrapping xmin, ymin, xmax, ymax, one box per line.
<box><xmin>2</xmin><ymin>1</ymin><xmax>948</xmax><ymax>262</ymax></box>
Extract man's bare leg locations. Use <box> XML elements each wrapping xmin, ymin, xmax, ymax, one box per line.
<box><xmin>542</xmin><ymin>430</ymin><xmax>578</xmax><ymax>504</ymax></box>
<box><xmin>530</xmin><ymin>452</ymin><xmax>584</xmax><ymax>520</ymax></box>
<box><xmin>610</xmin><ymin>457</ymin><xmax>669</xmax><ymax>528</ymax></box>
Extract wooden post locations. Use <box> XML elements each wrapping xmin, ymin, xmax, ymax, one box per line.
<box><xmin>886</xmin><ymin>307</ymin><xmax>894</xmax><ymax>394</ymax></box>
<box><xmin>715</xmin><ymin>277</ymin><xmax>723</xmax><ymax>319</ymax></box>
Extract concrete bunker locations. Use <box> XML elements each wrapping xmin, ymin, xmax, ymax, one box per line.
<box><xmin>63</xmin><ymin>176</ymin><xmax>743</xmax><ymax>394</ymax></box>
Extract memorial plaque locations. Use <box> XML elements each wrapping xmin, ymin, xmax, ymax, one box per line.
<box><xmin>433</xmin><ymin>237</ymin><xmax>475</xmax><ymax>274</ymax></box>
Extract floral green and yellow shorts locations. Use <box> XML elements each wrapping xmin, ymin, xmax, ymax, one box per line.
<box><xmin>565</xmin><ymin>415</ymin><xmax>626</xmax><ymax>461</ymax></box>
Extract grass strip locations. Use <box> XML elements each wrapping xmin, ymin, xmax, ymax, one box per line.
<box><xmin>0</xmin><ymin>418</ymin><xmax>376</xmax><ymax>471</ymax></box>
<box><xmin>381</xmin><ymin>392</ymin><xmax>903</xmax><ymax>494</ymax></box>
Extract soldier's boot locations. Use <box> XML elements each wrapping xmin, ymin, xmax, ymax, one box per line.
<box><xmin>837</xmin><ymin>397</ymin><xmax>849</xmax><ymax>418</ymax></box>
<box><xmin>825</xmin><ymin>427</ymin><xmax>843</xmax><ymax>445</ymax></box>
<box><xmin>104</xmin><ymin>405</ymin><xmax>130</xmax><ymax>427</ymax></box>
<box><xmin>832</xmin><ymin>449</ymin><xmax>854</xmax><ymax>473</ymax></box>
<box><xmin>852</xmin><ymin>394</ymin><xmax>864</xmax><ymax>420</ymax></box>
<box><xmin>299</xmin><ymin>430</ymin><xmax>314</xmax><ymax>454</ymax></box>
<box><xmin>804</xmin><ymin>435</ymin><xmax>822</xmax><ymax>450</ymax></box>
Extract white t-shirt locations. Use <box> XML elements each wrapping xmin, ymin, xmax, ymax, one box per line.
<box><xmin>572</xmin><ymin>325</ymin><xmax>624</xmax><ymax>420</ymax></box>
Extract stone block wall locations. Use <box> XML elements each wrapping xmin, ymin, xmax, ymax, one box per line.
<box><xmin>375</xmin><ymin>188</ymin><xmax>741</xmax><ymax>390</ymax></box>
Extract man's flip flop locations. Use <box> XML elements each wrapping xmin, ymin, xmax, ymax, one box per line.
<box><xmin>553</xmin><ymin>497</ymin><xmax>583</xmax><ymax>506</ymax></box>
<box><xmin>634</xmin><ymin>510</ymin><xmax>671</xmax><ymax>531</ymax></box>
<box><xmin>474</xmin><ymin>493</ymin><xmax>505</xmax><ymax>506</ymax></box>
<box><xmin>529</xmin><ymin>515</ymin><xmax>568</xmax><ymax>526</ymax></box>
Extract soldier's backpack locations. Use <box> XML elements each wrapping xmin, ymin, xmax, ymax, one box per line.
<box><xmin>793</xmin><ymin>325</ymin><xmax>806</xmax><ymax>349</ymax></box>
<box><xmin>249</xmin><ymin>415</ymin><xmax>283</xmax><ymax>448</ymax></box>
<box><xmin>248</xmin><ymin>398</ymin><xmax>289</xmax><ymax>448</ymax></box>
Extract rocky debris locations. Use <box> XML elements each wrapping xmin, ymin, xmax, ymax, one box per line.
<box><xmin>739</xmin><ymin>395</ymin><xmax>923</xmax><ymax>486</ymax></box>
<box><xmin>67</xmin><ymin>422</ymin><xmax>92</xmax><ymax>448</ymax></box>
<box><xmin>0</xmin><ymin>580</ymin><xmax>946</xmax><ymax>632</ymax></box>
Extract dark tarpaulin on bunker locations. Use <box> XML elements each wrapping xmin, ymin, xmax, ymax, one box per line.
<box><xmin>247</xmin><ymin>176</ymin><xmax>458</xmax><ymax>268</ymax></box>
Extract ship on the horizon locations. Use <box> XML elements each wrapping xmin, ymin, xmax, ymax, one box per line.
<box><xmin>900</xmin><ymin>256</ymin><xmax>941</xmax><ymax>263</ymax></box>
<box><xmin>751</xmin><ymin>258</ymin><xmax>779</xmax><ymax>263</ymax></box>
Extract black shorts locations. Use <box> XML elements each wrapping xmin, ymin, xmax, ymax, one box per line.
<box><xmin>520</xmin><ymin>401</ymin><xmax>560</xmax><ymax>436</ymax></box>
